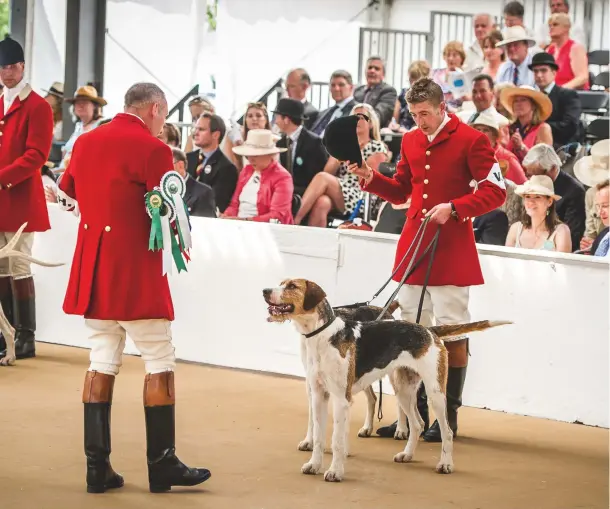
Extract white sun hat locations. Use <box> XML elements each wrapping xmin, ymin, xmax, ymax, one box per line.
<box><xmin>573</xmin><ymin>139</ymin><xmax>609</xmax><ymax>188</ymax></box>
<box><xmin>232</xmin><ymin>129</ymin><xmax>287</xmax><ymax>157</ymax></box>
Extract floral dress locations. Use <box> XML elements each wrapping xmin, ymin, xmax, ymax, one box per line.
<box><xmin>337</xmin><ymin>139</ymin><xmax>387</xmax><ymax>215</ymax></box>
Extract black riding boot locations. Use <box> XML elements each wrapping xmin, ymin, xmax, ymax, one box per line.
<box><xmin>0</xmin><ymin>276</ymin><xmax>13</xmax><ymax>358</ymax></box>
<box><xmin>422</xmin><ymin>366</ymin><xmax>468</xmax><ymax>443</ymax></box>
<box><xmin>375</xmin><ymin>384</ymin><xmax>430</xmax><ymax>438</ymax></box>
<box><xmin>11</xmin><ymin>276</ymin><xmax>36</xmax><ymax>359</ymax></box>
<box><xmin>83</xmin><ymin>371</ymin><xmax>124</xmax><ymax>493</ymax></box>
<box><xmin>144</xmin><ymin>372</ymin><xmax>211</xmax><ymax>493</ymax></box>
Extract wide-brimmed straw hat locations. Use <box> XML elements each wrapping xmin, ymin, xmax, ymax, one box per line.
<box><xmin>500</xmin><ymin>85</ymin><xmax>552</xmax><ymax>122</ymax></box>
<box><xmin>495</xmin><ymin>26</ymin><xmax>536</xmax><ymax>48</ymax></box>
<box><xmin>232</xmin><ymin>129</ymin><xmax>287</xmax><ymax>157</ymax></box>
<box><xmin>573</xmin><ymin>139</ymin><xmax>610</xmax><ymax>188</ymax></box>
<box><xmin>515</xmin><ymin>175</ymin><xmax>561</xmax><ymax>200</ymax></box>
<box><xmin>65</xmin><ymin>85</ymin><xmax>107</xmax><ymax>106</ymax></box>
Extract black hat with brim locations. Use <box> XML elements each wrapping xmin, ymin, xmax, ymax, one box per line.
<box><xmin>528</xmin><ymin>52</ymin><xmax>559</xmax><ymax>71</ymax></box>
<box><xmin>323</xmin><ymin>115</ymin><xmax>363</xmax><ymax>167</ymax></box>
<box><xmin>0</xmin><ymin>35</ymin><xmax>24</xmax><ymax>66</ymax></box>
<box><xmin>272</xmin><ymin>98</ymin><xmax>308</xmax><ymax>120</ymax></box>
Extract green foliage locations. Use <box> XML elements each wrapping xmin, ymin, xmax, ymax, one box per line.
<box><xmin>0</xmin><ymin>0</ymin><xmax>9</xmax><ymax>39</ymax></box>
<box><xmin>206</xmin><ymin>0</ymin><xmax>217</xmax><ymax>31</ymax></box>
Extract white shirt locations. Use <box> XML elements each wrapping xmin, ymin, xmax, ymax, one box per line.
<box><xmin>3</xmin><ymin>79</ymin><xmax>27</xmax><ymax>113</ymax></box>
<box><xmin>237</xmin><ymin>170</ymin><xmax>261</xmax><ymax>218</ymax></box>
<box><xmin>463</xmin><ymin>40</ymin><xmax>485</xmax><ymax>72</ymax></box>
<box><xmin>457</xmin><ymin>105</ymin><xmax>509</xmax><ymax>127</ymax></box>
<box><xmin>427</xmin><ymin>114</ymin><xmax>451</xmax><ymax>142</ymax></box>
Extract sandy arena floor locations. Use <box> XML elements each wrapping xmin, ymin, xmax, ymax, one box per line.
<box><xmin>0</xmin><ymin>343</ymin><xmax>607</xmax><ymax>509</ymax></box>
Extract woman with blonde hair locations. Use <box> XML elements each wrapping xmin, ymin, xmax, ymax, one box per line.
<box><xmin>293</xmin><ymin>103</ymin><xmax>389</xmax><ymax>227</ymax></box>
<box><xmin>500</xmin><ymin>85</ymin><xmax>553</xmax><ymax>162</ymax></box>
<box><xmin>505</xmin><ymin>174</ymin><xmax>571</xmax><ymax>252</ymax></box>
<box><xmin>223</xmin><ymin>102</ymin><xmax>272</xmax><ymax>171</ymax></box>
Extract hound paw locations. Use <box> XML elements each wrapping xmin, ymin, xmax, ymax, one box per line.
<box><xmin>0</xmin><ymin>356</ymin><xmax>16</xmax><ymax>367</ymax></box>
<box><xmin>301</xmin><ymin>461</ymin><xmax>321</xmax><ymax>475</ymax></box>
<box><xmin>435</xmin><ymin>460</ymin><xmax>454</xmax><ymax>474</ymax></box>
<box><xmin>298</xmin><ymin>439</ymin><xmax>313</xmax><ymax>451</ymax></box>
<box><xmin>324</xmin><ymin>469</ymin><xmax>343</xmax><ymax>482</ymax></box>
<box><xmin>393</xmin><ymin>428</ymin><xmax>408</xmax><ymax>440</ymax></box>
<box><xmin>358</xmin><ymin>426</ymin><xmax>372</xmax><ymax>438</ymax></box>
<box><xmin>393</xmin><ymin>452</ymin><xmax>413</xmax><ymax>463</ymax></box>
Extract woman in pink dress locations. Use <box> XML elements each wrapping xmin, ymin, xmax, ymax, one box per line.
<box><xmin>500</xmin><ymin>86</ymin><xmax>554</xmax><ymax>162</ymax></box>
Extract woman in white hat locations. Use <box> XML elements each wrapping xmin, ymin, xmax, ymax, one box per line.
<box><xmin>500</xmin><ymin>85</ymin><xmax>553</xmax><ymax>162</ymax></box>
<box><xmin>221</xmin><ymin>129</ymin><xmax>294</xmax><ymax>224</ymax></box>
<box><xmin>574</xmin><ymin>139</ymin><xmax>610</xmax><ymax>251</ymax></box>
<box><xmin>505</xmin><ymin>174</ymin><xmax>571</xmax><ymax>252</ymax></box>
<box><xmin>58</xmin><ymin>85</ymin><xmax>107</xmax><ymax>172</ymax></box>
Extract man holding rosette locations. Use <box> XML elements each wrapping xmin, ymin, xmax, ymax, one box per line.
<box><xmin>56</xmin><ymin>83</ymin><xmax>210</xmax><ymax>494</ymax></box>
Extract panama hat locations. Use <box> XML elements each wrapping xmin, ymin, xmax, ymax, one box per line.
<box><xmin>573</xmin><ymin>139</ymin><xmax>609</xmax><ymax>188</ymax></box>
<box><xmin>42</xmin><ymin>81</ymin><xmax>64</xmax><ymax>99</ymax></box>
<box><xmin>499</xmin><ymin>85</ymin><xmax>552</xmax><ymax>122</ymax></box>
<box><xmin>495</xmin><ymin>26</ymin><xmax>536</xmax><ymax>48</ymax></box>
<box><xmin>471</xmin><ymin>112</ymin><xmax>501</xmax><ymax>133</ymax></box>
<box><xmin>515</xmin><ymin>174</ymin><xmax>561</xmax><ymax>200</ymax></box>
<box><xmin>65</xmin><ymin>85</ymin><xmax>107</xmax><ymax>106</ymax></box>
<box><xmin>323</xmin><ymin>115</ymin><xmax>363</xmax><ymax>167</ymax></box>
<box><xmin>232</xmin><ymin>129</ymin><xmax>287</xmax><ymax>157</ymax></box>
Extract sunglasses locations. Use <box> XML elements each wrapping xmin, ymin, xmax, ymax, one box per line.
<box><xmin>356</xmin><ymin>113</ymin><xmax>370</xmax><ymax>122</ymax></box>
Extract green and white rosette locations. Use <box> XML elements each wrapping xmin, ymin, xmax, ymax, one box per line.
<box><xmin>145</xmin><ymin>187</ymin><xmax>176</xmax><ymax>276</ymax></box>
<box><xmin>160</xmin><ymin>171</ymin><xmax>192</xmax><ymax>252</ymax></box>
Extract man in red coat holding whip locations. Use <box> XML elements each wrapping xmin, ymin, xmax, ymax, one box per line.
<box><xmin>0</xmin><ymin>36</ymin><xmax>53</xmax><ymax>361</ymax></box>
<box><xmin>56</xmin><ymin>83</ymin><xmax>210</xmax><ymax>494</ymax></box>
<box><xmin>348</xmin><ymin>78</ymin><xmax>506</xmax><ymax>442</ymax></box>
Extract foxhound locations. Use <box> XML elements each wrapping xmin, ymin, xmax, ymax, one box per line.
<box><xmin>263</xmin><ymin>278</ymin><xmax>510</xmax><ymax>482</ymax></box>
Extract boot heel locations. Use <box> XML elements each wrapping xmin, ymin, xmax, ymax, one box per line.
<box><xmin>87</xmin><ymin>484</ymin><xmax>107</xmax><ymax>494</ymax></box>
<box><xmin>150</xmin><ymin>484</ymin><xmax>171</xmax><ymax>493</ymax></box>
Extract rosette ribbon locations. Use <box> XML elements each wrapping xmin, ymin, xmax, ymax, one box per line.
<box><xmin>160</xmin><ymin>171</ymin><xmax>192</xmax><ymax>253</ymax></box>
<box><xmin>145</xmin><ymin>188</ymin><xmax>175</xmax><ymax>276</ymax></box>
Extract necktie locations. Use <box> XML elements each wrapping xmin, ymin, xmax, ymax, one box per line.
<box><xmin>468</xmin><ymin>112</ymin><xmax>480</xmax><ymax>124</ymax></box>
<box><xmin>595</xmin><ymin>235</ymin><xmax>609</xmax><ymax>257</ymax></box>
<box><xmin>512</xmin><ymin>66</ymin><xmax>519</xmax><ymax>85</ymax></box>
<box><xmin>313</xmin><ymin>105</ymin><xmax>339</xmax><ymax>136</ymax></box>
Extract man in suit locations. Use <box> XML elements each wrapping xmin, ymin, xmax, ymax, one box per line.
<box><xmin>172</xmin><ymin>147</ymin><xmax>215</xmax><ymax>218</ymax></box>
<box><xmin>522</xmin><ymin>143</ymin><xmax>586</xmax><ymax>250</ymax></box>
<box><xmin>0</xmin><ymin>36</ymin><xmax>53</xmax><ymax>362</ymax></box>
<box><xmin>187</xmin><ymin>113</ymin><xmax>238</xmax><ymax>213</ymax></box>
<box><xmin>56</xmin><ymin>83</ymin><xmax>210</xmax><ymax>493</ymax></box>
<box><xmin>473</xmin><ymin>209</ymin><xmax>509</xmax><ymax>245</ymax></box>
<box><xmin>285</xmin><ymin>68</ymin><xmax>318</xmax><ymax>130</ymax></box>
<box><xmin>311</xmin><ymin>70</ymin><xmax>356</xmax><ymax>137</ymax></box>
<box><xmin>273</xmin><ymin>98</ymin><xmax>329</xmax><ymax>197</ymax></box>
<box><xmin>530</xmin><ymin>52</ymin><xmax>581</xmax><ymax>149</ymax></box>
<box><xmin>353</xmin><ymin>56</ymin><xmax>397</xmax><ymax>128</ymax></box>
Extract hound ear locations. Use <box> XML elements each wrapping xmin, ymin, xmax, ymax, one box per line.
<box><xmin>303</xmin><ymin>281</ymin><xmax>327</xmax><ymax>311</ymax></box>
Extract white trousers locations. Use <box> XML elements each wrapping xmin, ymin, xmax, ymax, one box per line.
<box><xmin>85</xmin><ymin>318</ymin><xmax>176</xmax><ymax>376</ymax></box>
<box><xmin>0</xmin><ymin>231</ymin><xmax>35</xmax><ymax>278</ymax></box>
<box><xmin>397</xmin><ymin>284</ymin><xmax>471</xmax><ymax>328</ymax></box>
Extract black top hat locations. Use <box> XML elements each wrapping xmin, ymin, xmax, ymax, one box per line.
<box><xmin>528</xmin><ymin>52</ymin><xmax>559</xmax><ymax>71</ymax></box>
<box><xmin>0</xmin><ymin>35</ymin><xmax>24</xmax><ymax>66</ymax></box>
<box><xmin>272</xmin><ymin>98</ymin><xmax>307</xmax><ymax>121</ymax></box>
<box><xmin>323</xmin><ymin>115</ymin><xmax>363</xmax><ymax>167</ymax></box>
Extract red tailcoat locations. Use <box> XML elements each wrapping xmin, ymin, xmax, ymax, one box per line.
<box><xmin>0</xmin><ymin>84</ymin><xmax>53</xmax><ymax>232</ymax></box>
<box><xmin>58</xmin><ymin>114</ymin><xmax>175</xmax><ymax>321</ymax></box>
<box><xmin>364</xmin><ymin>114</ymin><xmax>506</xmax><ymax>287</ymax></box>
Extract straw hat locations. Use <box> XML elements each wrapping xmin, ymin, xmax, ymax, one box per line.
<box><xmin>495</xmin><ymin>26</ymin><xmax>536</xmax><ymax>48</ymax></box>
<box><xmin>515</xmin><ymin>175</ymin><xmax>561</xmax><ymax>200</ymax></box>
<box><xmin>232</xmin><ymin>129</ymin><xmax>287</xmax><ymax>157</ymax></box>
<box><xmin>500</xmin><ymin>85</ymin><xmax>552</xmax><ymax>122</ymax></box>
<box><xmin>65</xmin><ymin>85</ymin><xmax>107</xmax><ymax>106</ymax></box>
<box><xmin>573</xmin><ymin>139</ymin><xmax>610</xmax><ymax>188</ymax></box>
<box><xmin>42</xmin><ymin>81</ymin><xmax>64</xmax><ymax>99</ymax></box>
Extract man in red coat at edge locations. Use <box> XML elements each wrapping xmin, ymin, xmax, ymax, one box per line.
<box><xmin>56</xmin><ymin>83</ymin><xmax>210</xmax><ymax>494</ymax></box>
<box><xmin>0</xmin><ymin>36</ymin><xmax>53</xmax><ymax>361</ymax></box>
<box><xmin>348</xmin><ymin>78</ymin><xmax>506</xmax><ymax>442</ymax></box>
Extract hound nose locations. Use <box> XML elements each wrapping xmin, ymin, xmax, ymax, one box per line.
<box><xmin>262</xmin><ymin>288</ymin><xmax>271</xmax><ymax>297</ymax></box>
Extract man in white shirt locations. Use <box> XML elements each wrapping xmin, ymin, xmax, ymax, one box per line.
<box><xmin>495</xmin><ymin>26</ymin><xmax>538</xmax><ymax>86</ymax></box>
<box><xmin>463</xmin><ymin>13</ymin><xmax>494</xmax><ymax>72</ymax></box>
<box><xmin>535</xmin><ymin>0</ymin><xmax>587</xmax><ymax>49</ymax></box>
<box><xmin>458</xmin><ymin>74</ymin><xmax>510</xmax><ymax>130</ymax></box>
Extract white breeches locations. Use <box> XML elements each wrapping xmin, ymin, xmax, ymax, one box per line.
<box><xmin>0</xmin><ymin>231</ymin><xmax>35</xmax><ymax>278</ymax></box>
<box><xmin>85</xmin><ymin>318</ymin><xmax>176</xmax><ymax>376</ymax></box>
<box><xmin>398</xmin><ymin>284</ymin><xmax>471</xmax><ymax>328</ymax></box>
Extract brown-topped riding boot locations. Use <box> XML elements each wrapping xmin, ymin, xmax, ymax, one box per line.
<box><xmin>144</xmin><ymin>371</ymin><xmax>211</xmax><ymax>493</ymax></box>
<box><xmin>423</xmin><ymin>338</ymin><xmax>468</xmax><ymax>443</ymax></box>
<box><xmin>0</xmin><ymin>276</ymin><xmax>13</xmax><ymax>358</ymax></box>
<box><xmin>83</xmin><ymin>371</ymin><xmax>125</xmax><ymax>493</ymax></box>
<box><xmin>11</xmin><ymin>276</ymin><xmax>36</xmax><ymax>359</ymax></box>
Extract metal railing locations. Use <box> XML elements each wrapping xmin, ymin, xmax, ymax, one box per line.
<box><xmin>166</xmin><ymin>84</ymin><xmax>199</xmax><ymax>147</ymax></box>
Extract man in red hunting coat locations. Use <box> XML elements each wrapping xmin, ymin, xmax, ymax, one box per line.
<box><xmin>56</xmin><ymin>83</ymin><xmax>211</xmax><ymax>494</ymax></box>
<box><xmin>349</xmin><ymin>78</ymin><xmax>506</xmax><ymax>443</ymax></box>
<box><xmin>0</xmin><ymin>36</ymin><xmax>53</xmax><ymax>362</ymax></box>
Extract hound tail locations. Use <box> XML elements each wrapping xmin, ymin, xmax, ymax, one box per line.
<box><xmin>430</xmin><ymin>320</ymin><xmax>512</xmax><ymax>340</ymax></box>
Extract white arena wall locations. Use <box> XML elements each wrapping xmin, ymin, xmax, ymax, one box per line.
<box><xmin>32</xmin><ymin>204</ymin><xmax>609</xmax><ymax>429</ymax></box>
